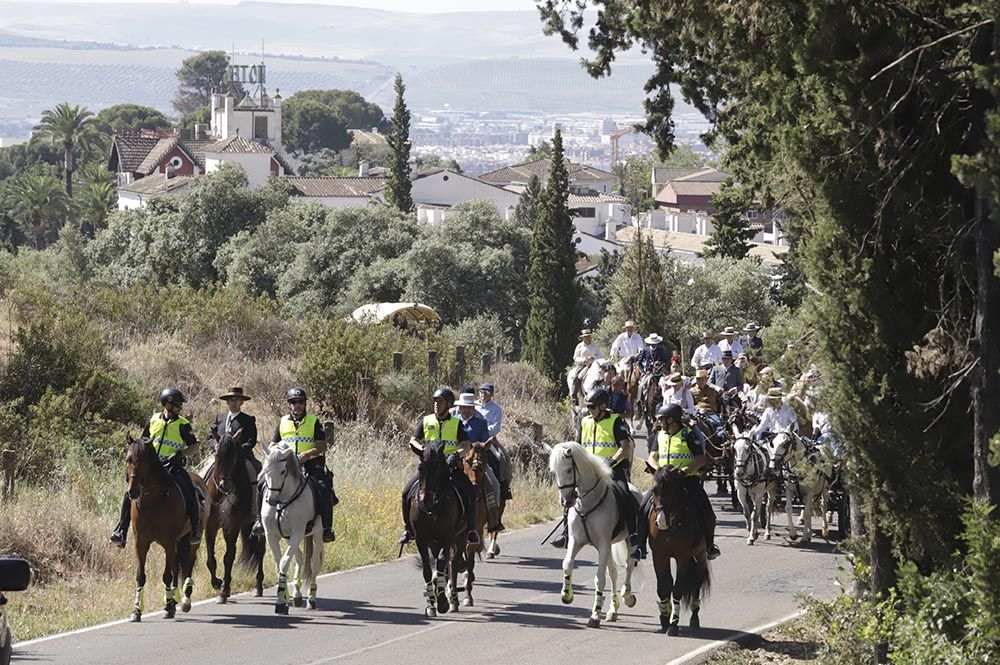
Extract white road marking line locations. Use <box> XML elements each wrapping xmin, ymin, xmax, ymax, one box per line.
<box><xmin>664</xmin><ymin>608</ymin><xmax>806</xmax><ymax>665</ymax></box>
<box><xmin>299</xmin><ymin>590</ymin><xmax>551</xmax><ymax>665</ymax></box>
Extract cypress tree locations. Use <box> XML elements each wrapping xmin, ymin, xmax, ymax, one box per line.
<box><xmin>523</xmin><ymin>129</ymin><xmax>579</xmax><ymax>384</ymax></box>
<box><xmin>513</xmin><ymin>174</ymin><xmax>542</xmax><ymax>229</ymax></box>
<box><xmin>701</xmin><ymin>181</ymin><xmax>756</xmax><ymax>260</ymax></box>
<box><xmin>384</xmin><ymin>73</ymin><xmax>413</xmax><ymax>213</ymax></box>
<box><xmin>605</xmin><ymin>227</ymin><xmax>669</xmax><ymax>337</ymax></box>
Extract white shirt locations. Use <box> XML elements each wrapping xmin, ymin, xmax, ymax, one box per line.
<box><xmin>660</xmin><ymin>383</ymin><xmax>695</xmax><ymax>414</ymax></box>
<box><xmin>573</xmin><ymin>341</ymin><xmax>604</xmax><ymax>366</ymax></box>
<box><xmin>477</xmin><ymin>400</ymin><xmax>503</xmax><ymax>438</ymax></box>
<box><xmin>718</xmin><ymin>338</ymin><xmax>744</xmax><ymax>358</ymax></box>
<box><xmin>610</xmin><ymin>332</ymin><xmax>645</xmax><ymax>361</ymax></box>
<box><xmin>812</xmin><ymin>411</ymin><xmax>832</xmax><ymax>437</ymax></box>
<box><xmin>691</xmin><ymin>343</ymin><xmax>722</xmax><ymax>370</ymax></box>
<box><xmin>753</xmin><ymin>403</ymin><xmax>799</xmax><ymax>437</ymax></box>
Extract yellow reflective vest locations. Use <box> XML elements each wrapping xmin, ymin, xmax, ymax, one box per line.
<box><xmin>422</xmin><ymin>415</ymin><xmax>461</xmax><ymax>455</ymax></box>
<box><xmin>580</xmin><ymin>413</ymin><xmax>620</xmax><ymax>459</ymax></box>
<box><xmin>280</xmin><ymin>414</ymin><xmax>318</xmax><ymax>455</ymax></box>
<box><xmin>657</xmin><ymin>428</ymin><xmax>700</xmax><ymax>476</ymax></box>
<box><xmin>148</xmin><ymin>412</ymin><xmax>189</xmax><ymax>458</ymax></box>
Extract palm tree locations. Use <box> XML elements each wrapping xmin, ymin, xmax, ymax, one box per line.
<box><xmin>17</xmin><ymin>172</ymin><xmax>68</xmax><ymax>249</ymax></box>
<box><xmin>32</xmin><ymin>103</ymin><xmax>97</xmax><ymax>198</ymax></box>
<box><xmin>76</xmin><ymin>177</ymin><xmax>117</xmax><ymax>236</ymax></box>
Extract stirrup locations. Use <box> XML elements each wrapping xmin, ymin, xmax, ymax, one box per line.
<box><xmin>251</xmin><ymin>518</ymin><xmax>264</xmax><ymax>537</ymax></box>
<box><xmin>707</xmin><ymin>544</ymin><xmax>721</xmax><ymax>560</ymax></box>
<box><xmin>109</xmin><ymin>528</ymin><xmax>127</xmax><ymax>548</ymax></box>
<box><xmin>466</xmin><ymin>530</ymin><xmax>480</xmax><ymax>545</ymax></box>
<box><xmin>190</xmin><ymin>529</ymin><xmax>202</xmax><ymax>546</ymax></box>
<box><xmin>398</xmin><ymin>529</ymin><xmax>413</xmax><ymax>545</ymax></box>
<box><xmin>551</xmin><ymin>532</ymin><xmax>568</xmax><ymax>549</ymax></box>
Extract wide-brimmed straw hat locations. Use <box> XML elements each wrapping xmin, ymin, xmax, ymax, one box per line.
<box><xmin>666</xmin><ymin>372</ymin><xmax>684</xmax><ymax>386</ymax></box>
<box><xmin>645</xmin><ymin>333</ymin><xmax>663</xmax><ymax>344</ymax></box>
<box><xmin>456</xmin><ymin>392</ymin><xmax>478</xmax><ymax>407</ymax></box>
<box><xmin>623</xmin><ymin>320</ymin><xmax>637</xmax><ymax>329</ymax></box>
<box><xmin>767</xmin><ymin>387</ymin><xmax>785</xmax><ymax>399</ymax></box>
<box><xmin>219</xmin><ymin>386</ymin><xmax>251</xmax><ymax>401</ymax></box>
<box><xmin>695</xmin><ymin>369</ymin><xmax>709</xmax><ymax>379</ymax></box>
<box><xmin>744</xmin><ymin>322</ymin><xmax>760</xmax><ymax>332</ymax></box>
<box><xmin>719</xmin><ymin>326</ymin><xmax>738</xmax><ymax>336</ymax></box>
<box><xmin>579</xmin><ymin>329</ymin><xmax>593</xmax><ymax>339</ymax></box>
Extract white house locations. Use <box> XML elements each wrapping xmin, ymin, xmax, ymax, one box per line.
<box><xmin>116</xmin><ymin>173</ymin><xmax>195</xmax><ymax>209</ymax></box>
<box><xmin>480</xmin><ymin>158</ymin><xmax>616</xmax><ymax>194</ymax></box>
<box><xmin>210</xmin><ymin>89</ymin><xmax>283</xmax><ymax>152</ymax></box>
<box><xmin>409</xmin><ymin>169</ymin><xmax>520</xmax><ymax>220</ymax></box>
<box><xmin>203</xmin><ymin>135</ymin><xmax>282</xmax><ymax>189</ymax></box>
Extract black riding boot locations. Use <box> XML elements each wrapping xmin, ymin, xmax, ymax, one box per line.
<box><xmin>172</xmin><ymin>465</ymin><xmax>201</xmax><ymax>545</ymax></box>
<box><xmin>109</xmin><ymin>491</ymin><xmax>131</xmax><ymax>548</ymax></box>
<box><xmin>617</xmin><ymin>481</ymin><xmax>643</xmax><ymax>561</ymax></box>
<box><xmin>321</xmin><ymin>487</ymin><xmax>335</xmax><ymax>543</ymax></box>
<box><xmin>399</xmin><ymin>475</ymin><xmax>418</xmax><ymax>544</ymax></box>
<box><xmin>462</xmin><ymin>485</ymin><xmax>480</xmax><ymax>545</ymax></box>
<box><xmin>690</xmin><ymin>480</ymin><xmax>720</xmax><ymax>559</ymax></box>
<box><xmin>251</xmin><ymin>479</ymin><xmax>265</xmax><ymax>537</ymax></box>
<box><xmin>636</xmin><ymin>490</ymin><xmax>652</xmax><ymax>559</ymax></box>
<box><xmin>551</xmin><ymin>507</ymin><xmax>569</xmax><ymax>548</ymax></box>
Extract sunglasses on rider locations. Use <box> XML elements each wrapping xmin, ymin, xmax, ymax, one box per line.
<box><xmin>288</xmin><ymin>398</ymin><xmax>306</xmax><ymax>405</ymax></box>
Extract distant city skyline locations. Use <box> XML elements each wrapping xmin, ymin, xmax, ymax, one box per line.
<box><xmin>34</xmin><ymin>0</ymin><xmax>540</xmax><ymax>11</ymax></box>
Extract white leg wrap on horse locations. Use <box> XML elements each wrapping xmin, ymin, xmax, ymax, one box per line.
<box><xmin>657</xmin><ymin>596</ymin><xmax>670</xmax><ymax>616</ymax></box>
<box><xmin>134</xmin><ymin>586</ymin><xmax>144</xmax><ymax>612</ymax></box>
<box><xmin>670</xmin><ymin>595</ymin><xmax>682</xmax><ymax>624</ymax></box>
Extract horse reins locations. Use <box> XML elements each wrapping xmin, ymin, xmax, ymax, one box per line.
<box><xmin>266</xmin><ymin>466</ymin><xmax>308</xmax><ymax>540</ymax></box>
<box><xmin>558</xmin><ymin>454</ymin><xmax>609</xmax><ymax>545</ymax></box>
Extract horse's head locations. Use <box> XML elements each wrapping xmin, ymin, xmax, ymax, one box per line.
<box><xmin>652</xmin><ymin>465</ymin><xmax>686</xmax><ymax>530</ymax></box>
<box><xmin>125</xmin><ymin>434</ymin><xmax>158</xmax><ymax>500</ymax></box>
<box><xmin>464</xmin><ymin>441</ymin><xmax>490</xmax><ymax>484</ymax></box>
<box><xmin>213</xmin><ymin>428</ymin><xmax>244</xmax><ymax>491</ymax></box>
<box><xmin>414</xmin><ymin>441</ymin><xmax>448</xmax><ymax>510</ymax></box>
<box><xmin>261</xmin><ymin>443</ymin><xmax>296</xmax><ymax>506</ymax></box>
<box><xmin>733</xmin><ymin>435</ymin><xmax>754</xmax><ymax>479</ymax></box>
<box><xmin>549</xmin><ymin>442</ymin><xmax>581</xmax><ymax>507</ymax></box>
<box><xmin>768</xmin><ymin>432</ymin><xmax>797</xmax><ymax>472</ymax></box>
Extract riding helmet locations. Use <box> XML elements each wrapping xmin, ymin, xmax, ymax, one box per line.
<box><xmin>432</xmin><ymin>388</ymin><xmax>456</xmax><ymax>403</ymax></box>
<box><xmin>286</xmin><ymin>387</ymin><xmax>307</xmax><ymax>402</ymax></box>
<box><xmin>657</xmin><ymin>403</ymin><xmax>683</xmax><ymax>423</ymax></box>
<box><xmin>585</xmin><ymin>387</ymin><xmax>610</xmax><ymax>407</ymax></box>
<box><xmin>159</xmin><ymin>387</ymin><xmax>185</xmax><ymax>406</ymax></box>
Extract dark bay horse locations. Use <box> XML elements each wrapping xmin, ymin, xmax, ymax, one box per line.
<box><xmin>124</xmin><ymin>435</ymin><xmax>202</xmax><ymax>622</ymax></box>
<box><xmin>648</xmin><ymin>465</ymin><xmax>711</xmax><ymax>635</ymax></box>
<box><xmin>203</xmin><ymin>428</ymin><xmax>265</xmax><ymax>602</ymax></box>
<box><xmin>407</xmin><ymin>440</ymin><xmax>464</xmax><ymax>618</ymax></box>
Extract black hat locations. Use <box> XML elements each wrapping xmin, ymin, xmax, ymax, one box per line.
<box><xmin>585</xmin><ymin>387</ymin><xmax>610</xmax><ymax>407</ymax></box>
<box><xmin>286</xmin><ymin>387</ymin><xmax>307</xmax><ymax>402</ymax></box>
<box><xmin>656</xmin><ymin>403</ymin><xmax>683</xmax><ymax>422</ymax></box>
<box><xmin>219</xmin><ymin>386</ymin><xmax>251</xmax><ymax>401</ymax></box>
<box><xmin>432</xmin><ymin>388</ymin><xmax>456</xmax><ymax>403</ymax></box>
<box><xmin>159</xmin><ymin>387</ymin><xmax>185</xmax><ymax>406</ymax></box>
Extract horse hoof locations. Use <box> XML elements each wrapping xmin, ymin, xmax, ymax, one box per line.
<box><xmin>667</xmin><ymin>624</ymin><xmax>679</xmax><ymax>636</ymax></box>
<box><xmin>747</xmin><ymin>538</ymin><xmax>755</xmax><ymax>546</ymax></box>
<box><xmin>561</xmin><ymin>592</ymin><xmax>573</xmax><ymax>605</ymax></box>
<box><xmin>217</xmin><ymin>595</ymin><xmax>228</xmax><ymax>605</ymax></box>
<box><xmin>462</xmin><ymin>597</ymin><xmax>474</xmax><ymax>607</ymax></box>
<box><xmin>450</xmin><ymin>601</ymin><xmax>460</xmax><ymax>613</ymax></box>
<box><xmin>129</xmin><ymin>611</ymin><xmax>142</xmax><ymax>623</ymax></box>
<box><xmin>211</xmin><ymin>579</ymin><xmax>222</xmax><ymax>591</ymax></box>
<box><xmin>275</xmin><ymin>603</ymin><xmax>288</xmax><ymax>615</ymax></box>
<box><xmin>485</xmin><ymin>551</ymin><xmax>495</xmax><ymax>560</ymax></box>
<box><xmin>587</xmin><ymin>616</ymin><xmax>601</xmax><ymax>628</ymax></box>
<box><xmin>292</xmin><ymin>596</ymin><xmax>304</xmax><ymax>608</ymax></box>
<box><xmin>163</xmin><ymin>609</ymin><xmax>175</xmax><ymax>620</ymax></box>
<box><xmin>254</xmin><ymin>587</ymin><xmax>263</xmax><ymax>598</ymax></box>
<box><xmin>605</xmin><ymin>611</ymin><xmax>617</xmax><ymax>622</ymax></box>
<box><xmin>181</xmin><ymin>599</ymin><xmax>191</xmax><ymax>613</ymax></box>
<box><xmin>307</xmin><ymin>598</ymin><xmax>317</xmax><ymax>610</ymax></box>
<box><xmin>623</xmin><ymin>593</ymin><xmax>637</xmax><ymax>608</ymax></box>
<box><xmin>436</xmin><ymin>595</ymin><xmax>450</xmax><ymax>615</ymax></box>
<box><xmin>690</xmin><ymin>613</ymin><xmax>701</xmax><ymax>629</ymax></box>
<box><xmin>425</xmin><ymin>606</ymin><xmax>437</xmax><ymax>618</ymax></box>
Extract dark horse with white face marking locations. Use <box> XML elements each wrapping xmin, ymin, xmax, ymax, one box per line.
<box><xmin>203</xmin><ymin>428</ymin><xmax>265</xmax><ymax>602</ymax></box>
<box><xmin>407</xmin><ymin>440</ymin><xmax>464</xmax><ymax>618</ymax></box>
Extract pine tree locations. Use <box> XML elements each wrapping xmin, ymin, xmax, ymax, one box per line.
<box><xmin>523</xmin><ymin>129</ymin><xmax>579</xmax><ymax>384</ymax></box>
<box><xmin>701</xmin><ymin>180</ymin><xmax>756</xmax><ymax>260</ymax></box>
<box><xmin>384</xmin><ymin>74</ymin><xmax>413</xmax><ymax>213</ymax></box>
<box><xmin>513</xmin><ymin>174</ymin><xmax>542</xmax><ymax>229</ymax></box>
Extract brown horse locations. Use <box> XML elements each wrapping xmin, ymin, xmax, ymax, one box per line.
<box><xmin>457</xmin><ymin>441</ymin><xmax>502</xmax><ymax>607</ymax></box>
<box><xmin>624</xmin><ymin>357</ymin><xmax>643</xmax><ymax>427</ymax></box>
<box><xmin>124</xmin><ymin>435</ymin><xmax>205</xmax><ymax>622</ymax></box>
<box><xmin>203</xmin><ymin>428</ymin><xmax>265</xmax><ymax>603</ymax></box>
<box><xmin>407</xmin><ymin>440</ymin><xmax>464</xmax><ymax>618</ymax></box>
<box><xmin>647</xmin><ymin>465</ymin><xmax>711</xmax><ymax>635</ymax></box>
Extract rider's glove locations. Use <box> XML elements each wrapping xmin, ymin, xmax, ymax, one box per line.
<box><xmin>446</xmin><ymin>452</ymin><xmax>462</xmax><ymax>467</ymax></box>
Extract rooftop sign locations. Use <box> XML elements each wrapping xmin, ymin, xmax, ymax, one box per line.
<box><xmin>225</xmin><ymin>64</ymin><xmax>266</xmax><ymax>86</ymax></box>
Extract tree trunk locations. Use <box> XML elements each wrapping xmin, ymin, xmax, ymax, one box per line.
<box><xmin>971</xmin><ymin>195</ymin><xmax>1000</xmax><ymax>507</ymax></box>
<box><xmin>64</xmin><ymin>143</ymin><xmax>73</xmax><ymax>198</ymax></box>
<box><xmin>868</xmin><ymin>505</ymin><xmax>896</xmax><ymax>664</ymax></box>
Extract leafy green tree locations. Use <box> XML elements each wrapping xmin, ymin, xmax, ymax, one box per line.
<box><xmin>179</xmin><ymin>106</ymin><xmax>211</xmax><ymax>129</ymax></box>
<box><xmin>658</xmin><ymin>144</ymin><xmax>704</xmax><ymax>168</ymax></box>
<box><xmin>414</xmin><ymin>154</ymin><xmax>462</xmax><ymax>173</ymax></box>
<box><xmin>16</xmin><ymin>171</ymin><xmax>68</xmax><ymax>249</ymax></box>
<box><xmin>31</xmin><ymin>103</ymin><xmax>98</xmax><ymax>197</ymax></box>
<box><xmin>0</xmin><ymin>141</ymin><xmax>61</xmax><ymax>183</ymax></box>
<box><xmin>282</xmin><ymin>98</ymin><xmax>351</xmax><ymax>154</ymax></box>
<box><xmin>384</xmin><ymin>74</ymin><xmax>413</xmax><ymax>213</ymax></box>
<box><xmin>92</xmin><ymin>104</ymin><xmax>169</xmax><ymax>136</ymax></box>
<box><xmin>702</xmin><ymin>180</ymin><xmax>756</xmax><ymax>260</ymax></box>
<box><xmin>614</xmin><ymin>154</ymin><xmax>654</xmax><ymax>211</ymax></box>
<box><xmin>513</xmin><ymin>174</ymin><xmax>543</xmax><ymax>229</ymax></box>
<box><xmin>296</xmin><ymin>149</ymin><xmax>350</xmax><ymax>177</ymax></box>
<box><xmin>526</xmin><ymin>140</ymin><xmax>553</xmax><ymax>160</ymax></box>
<box><xmin>173</xmin><ymin>50</ymin><xmax>243</xmax><ymax>115</ymax></box>
<box><xmin>285</xmin><ymin>89</ymin><xmax>387</xmax><ymax>132</ymax></box>
<box><xmin>523</xmin><ymin>129</ymin><xmax>579</xmax><ymax>383</ymax></box>
<box><xmin>600</xmin><ymin>228</ymin><xmax>669</xmax><ymax>342</ymax></box>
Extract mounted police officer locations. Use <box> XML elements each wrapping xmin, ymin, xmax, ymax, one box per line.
<box><xmin>636</xmin><ymin>403</ymin><xmax>721</xmax><ymax>560</ymax></box>
<box><xmin>252</xmin><ymin>388</ymin><xmax>336</xmax><ymax>543</ymax></box>
<box><xmin>551</xmin><ymin>388</ymin><xmax>643</xmax><ymax>561</ymax></box>
<box><xmin>399</xmin><ymin>388</ymin><xmax>479</xmax><ymax>547</ymax></box>
<box><xmin>109</xmin><ymin>388</ymin><xmax>202</xmax><ymax>548</ymax></box>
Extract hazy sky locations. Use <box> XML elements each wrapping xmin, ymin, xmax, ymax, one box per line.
<box><xmin>36</xmin><ymin>0</ymin><xmax>541</xmax><ymax>11</ymax></box>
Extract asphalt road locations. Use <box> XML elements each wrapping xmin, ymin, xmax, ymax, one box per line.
<box><xmin>16</xmin><ymin>495</ymin><xmax>842</xmax><ymax>665</ymax></box>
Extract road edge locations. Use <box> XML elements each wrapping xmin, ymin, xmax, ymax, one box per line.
<box><xmin>665</xmin><ymin>608</ymin><xmax>807</xmax><ymax>665</ymax></box>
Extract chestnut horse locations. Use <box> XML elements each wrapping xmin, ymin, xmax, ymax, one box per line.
<box><xmin>457</xmin><ymin>441</ymin><xmax>502</xmax><ymax>608</ymax></box>
<box><xmin>647</xmin><ymin>465</ymin><xmax>711</xmax><ymax>635</ymax></box>
<box><xmin>407</xmin><ymin>440</ymin><xmax>464</xmax><ymax>617</ymax></box>
<box><xmin>203</xmin><ymin>428</ymin><xmax>265</xmax><ymax>602</ymax></box>
<box><xmin>124</xmin><ymin>435</ymin><xmax>205</xmax><ymax>622</ymax></box>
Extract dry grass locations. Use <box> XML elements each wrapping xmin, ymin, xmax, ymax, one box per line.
<box><xmin>703</xmin><ymin>615</ymin><xmax>822</xmax><ymax>664</ymax></box>
<box><xmin>2</xmin><ymin>418</ymin><xmax>560</xmax><ymax>643</ymax></box>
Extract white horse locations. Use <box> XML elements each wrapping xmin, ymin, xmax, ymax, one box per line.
<box><xmin>549</xmin><ymin>442</ymin><xmax>638</xmax><ymax>628</ymax></box>
<box><xmin>733</xmin><ymin>432</ymin><xmax>776</xmax><ymax>544</ymax></box>
<box><xmin>260</xmin><ymin>443</ymin><xmax>324</xmax><ymax>614</ymax></box>
<box><xmin>768</xmin><ymin>432</ymin><xmax>833</xmax><ymax>543</ymax></box>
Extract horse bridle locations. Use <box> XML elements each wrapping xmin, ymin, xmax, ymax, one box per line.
<box><xmin>265</xmin><ymin>457</ymin><xmax>307</xmax><ymax>540</ymax></box>
<box><xmin>734</xmin><ymin>437</ymin><xmax>768</xmax><ymax>487</ymax></box>
<box><xmin>558</xmin><ymin>453</ymin><xmax>609</xmax><ymax>545</ymax></box>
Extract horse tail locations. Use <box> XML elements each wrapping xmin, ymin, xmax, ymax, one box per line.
<box><xmin>238</xmin><ymin>523</ymin><xmax>265</xmax><ymax>573</ymax></box>
<box><xmin>680</xmin><ymin>553</ymin><xmax>711</xmax><ymax>609</ymax></box>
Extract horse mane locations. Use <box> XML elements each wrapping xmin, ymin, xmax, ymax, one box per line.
<box><xmin>130</xmin><ymin>436</ymin><xmax>172</xmax><ymax>485</ymax></box>
<box><xmin>215</xmin><ymin>430</ymin><xmax>251</xmax><ymax>511</ymax></box>
<box><xmin>549</xmin><ymin>442</ymin><xmax>612</xmax><ymax>483</ymax></box>
<box><xmin>263</xmin><ymin>442</ymin><xmax>302</xmax><ymax>477</ymax></box>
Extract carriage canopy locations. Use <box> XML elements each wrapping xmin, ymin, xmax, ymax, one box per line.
<box><xmin>350</xmin><ymin>302</ymin><xmax>441</xmax><ymax>327</ymax></box>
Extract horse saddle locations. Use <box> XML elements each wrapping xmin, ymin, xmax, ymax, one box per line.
<box><xmin>609</xmin><ymin>482</ymin><xmax>634</xmax><ymax>540</ymax></box>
